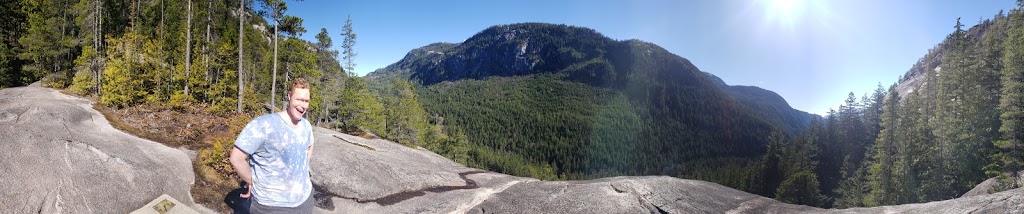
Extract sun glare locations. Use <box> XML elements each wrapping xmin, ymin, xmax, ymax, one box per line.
<box><xmin>762</xmin><ymin>0</ymin><xmax>808</xmax><ymax>28</ymax></box>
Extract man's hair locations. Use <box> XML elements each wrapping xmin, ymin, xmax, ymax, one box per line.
<box><xmin>290</xmin><ymin>77</ymin><xmax>310</xmax><ymax>94</ymax></box>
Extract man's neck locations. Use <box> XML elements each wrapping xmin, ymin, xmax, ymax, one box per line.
<box><xmin>278</xmin><ymin>111</ymin><xmax>300</xmax><ymax>127</ymax></box>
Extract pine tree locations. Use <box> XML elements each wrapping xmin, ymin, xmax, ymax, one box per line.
<box><xmin>896</xmin><ymin>90</ymin><xmax>928</xmax><ymax>203</ymax></box>
<box><xmin>751</xmin><ymin>128</ymin><xmax>786</xmax><ymax>196</ymax></box>
<box><xmin>838</xmin><ymin>92</ymin><xmax>868</xmax><ymax>177</ymax></box>
<box><xmin>775</xmin><ymin>170</ymin><xmax>825</xmax><ymax>207</ymax></box>
<box><xmin>0</xmin><ymin>0</ymin><xmax>27</xmax><ymax>88</ymax></box>
<box><xmin>18</xmin><ymin>0</ymin><xmax>68</xmax><ymax>85</ymax></box>
<box><xmin>990</xmin><ymin>6</ymin><xmax>1024</xmax><ymax>191</ymax></box>
<box><xmin>338</xmin><ymin>76</ymin><xmax>385</xmax><ymax>134</ymax></box>
<box><xmin>834</xmin><ymin>156</ymin><xmax>868</xmax><ymax>208</ymax></box>
<box><xmin>864</xmin><ymin>86</ymin><xmax>899</xmax><ymax>206</ymax></box>
<box><xmin>933</xmin><ymin>17</ymin><xmax>1000</xmax><ymax>197</ymax></box>
<box><xmin>314</xmin><ymin>27</ymin><xmax>342</xmax><ymax>125</ymax></box>
<box><xmin>817</xmin><ymin>109</ymin><xmax>843</xmax><ymax>201</ymax></box>
<box><xmin>341</xmin><ymin>15</ymin><xmax>357</xmax><ymax>75</ymax></box>
<box><xmin>263</xmin><ymin>0</ymin><xmax>287</xmax><ymax>110</ymax></box>
<box><xmin>862</xmin><ymin>84</ymin><xmax>886</xmax><ymax>141</ymax></box>
<box><xmin>385</xmin><ymin>80</ymin><xmax>429</xmax><ymax>146</ymax></box>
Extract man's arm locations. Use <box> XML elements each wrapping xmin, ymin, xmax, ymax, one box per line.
<box><xmin>229</xmin><ymin>146</ymin><xmax>253</xmax><ymax>197</ymax></box>
<box><xmin>306</xmin><ymin>145</ymin><xmax>313</xmax><ymax>168</ymax></box>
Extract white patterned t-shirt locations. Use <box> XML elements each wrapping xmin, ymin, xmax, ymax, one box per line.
<box><xmin>234</xmin><ymin>113</ymin><xmax>314</xmax><ymax>207</ymax></box>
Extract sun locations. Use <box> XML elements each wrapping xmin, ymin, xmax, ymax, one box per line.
<box><xmin>761</xmin><ymin>0</ymin><xmax>808</xmax><ymax>28</ymax></box>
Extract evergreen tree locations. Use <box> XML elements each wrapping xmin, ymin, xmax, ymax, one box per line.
<box><xmin>385</xmin><ymin>80</ymin><xmax>429</xmax><ymax>146</ymax></box>
<box><xmin>864</xmin><ymin>86</ymin><xmax>899</xmax><ymax>206</ymax></box>
<box><xmin>775</xmin><ymin>170</ymin><xmax>825</xmax><ymax>207</ymax></box>
<box><xmin>314</xmin><ymin>27</ymin><xmax>343</xmax><ymax>125</ymax></box>
<box><xmin>338</xmin><ymin>76</ymin><xmax>385</xmax><ymax>134</ymax></box>
<box><xmin>838</xmin><ymin>92</ymin><xmax>868</xmax><ymax>177</ymax></box>
<box><xmin>933</xmin><ymin>17</ymin><xmax>1000</xmax><ymax>197</ymax></box>
<box><xmin>862</xmin><ymin>84</ymin><xmax>886</xmax><ymax>142</ymax></box>
<box><xmin>895</xmin><ymin>90</ymin><xmax>928</xmax><ymax>204</ymax></box>
<box><xmin>751</xmin><ymin>128</ymin><xmax>786</xmax><ymax>196</ymax></box>
<box><xmin>817</xmin><ymin>109</ymin><xmax>843</xmax><ymax>202</ymax></box>
<box><xmin>19</xmin><ymin>0</ymin><xmax>73</xmax><ymax>86</ymax></box>
<box><xmin>341</xmin><ymin>15</ymin><xmax>356</xmax><ymax>75</ymax></box>
<box><xmin>0</xmin><ymin>0</ymin><xmax>27</xmax><ymax>88</ymax></box>
<box><xmin>990</xmin><ymin>6</ymin><xmax>1024</xmax><ymax>191</ymax></box>
<box><xmin>263</xmin><ymin>0</ymin><xmax>287</xmax><ymax>110</ymax></box>
<box><xmin>834</xmin><ymin>157</ymin><xmax>868</xmax><ymax>208</ymax></box>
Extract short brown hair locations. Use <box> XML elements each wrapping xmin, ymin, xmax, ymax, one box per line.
<box><xmin>290</xmin><ymin>78</ymin><xmax>310</xmax><ymax>93</ymax></box>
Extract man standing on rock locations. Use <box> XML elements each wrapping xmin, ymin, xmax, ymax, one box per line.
<box><xmin>230</xmin><ymin>78</ymin><xmax>316</xmax><ymax>213</ymax></box>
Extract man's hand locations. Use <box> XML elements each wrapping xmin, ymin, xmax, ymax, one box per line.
<box><xmin>230</xmin><ymin>146</ymin><xmax>255</xmax><ymax>199</ymax></box>
<box><xmin>240</xmin><ymin>182</ymin><xmax>252</xmax><ymax>198</ymax></box>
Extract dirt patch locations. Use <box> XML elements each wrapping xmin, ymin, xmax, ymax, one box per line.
<box><xmin>92</xmin><ymin>101</ymin><xmax>252</xmax><ymax>213</ymax></box>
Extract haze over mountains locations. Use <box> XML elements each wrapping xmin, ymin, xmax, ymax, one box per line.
<box><xmin>367</xmin><ymin>22</ymin><xmax>816</xmax><ymax>194</ymax></box>
<box><xmin>364</xmin><ymin>10</ymin><xmax>1024</xmax><ymax>207</ymax></box>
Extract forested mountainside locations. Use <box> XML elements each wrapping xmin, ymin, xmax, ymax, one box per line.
<box><xmin>367</xmin><ymin>7</ymin><xmax>1024</xmax><ymax>207</ymax></box>
<box><xmin>367</xmin><ymin>22</ymin><xmax>826</xmax><ymax>204</ymax></box>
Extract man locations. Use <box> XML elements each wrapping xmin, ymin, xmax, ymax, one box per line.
<box><xmin>230</xmin><ymin>78</ymin><xmax>315</xmax><ymax>213</ymax></box>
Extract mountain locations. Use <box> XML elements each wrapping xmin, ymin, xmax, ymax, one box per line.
<box><xmin>894</xmin><ymin>16</ymin><xmax>998</xmax><ymax>98</ymax></box>
<box><xmin>367</xmin><ymin>23</ymin><xmax>815</xmax><ymax>191</ymax></box>
<box><xmin>703</xmin><ymin>72</ymin><xmax>818</xmax><ymax>133</ymax></box>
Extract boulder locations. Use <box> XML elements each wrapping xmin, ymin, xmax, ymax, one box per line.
<box><xmin>0</xmin><ymin>83</ymin><xmax>197</xmax><ymax>213</ymax></box>
<box><xmin>962</xmin><ymin>171</ymin><xmax>1024</xmax><ymax>198</ymax></box>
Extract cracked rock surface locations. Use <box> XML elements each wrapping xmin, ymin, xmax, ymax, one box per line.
<box><xmin>0</xmin><ymin>83</ymin><xmax>197</xmax><ymax>213</ymax></box>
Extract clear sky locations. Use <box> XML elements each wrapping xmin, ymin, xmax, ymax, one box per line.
<box><xmin>286</xmin><ymin>0</ymin><xmax>1018</xmax><ymax>115</ymax></box>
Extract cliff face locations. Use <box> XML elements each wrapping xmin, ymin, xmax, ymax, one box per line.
<box><xmin>1</xmin><ymin>84</ymin><xmax>1021</xmax><ymax>214</ymax></box>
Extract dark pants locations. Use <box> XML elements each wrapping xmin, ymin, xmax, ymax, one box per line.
<box><xmin>225</xmin><ymin>188</ymin><xmax>252</xmax><ymax>214</ymax></box>
<box><xmin>249</xmin><ymin>193</ymin><xmax>315</xmax><ymax>214</ymax></box>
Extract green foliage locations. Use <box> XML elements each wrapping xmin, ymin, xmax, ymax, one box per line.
<box><xmin>341</xmin><ymin>15</ymin><xmax>357</xmax><ymax>74</ymax></box>
<box><xmin>0</xmin><ymin>0</ymin><xmax>27</xmax><ymax>88</ymax></box>
<box><xmin>336</xmin><ymin>76</ymin><xmax>385</xmax><ymax>134</ymax></box>
<box><xmin>18</xmin><ymin>0</ymin><xmax>74</xmax><ymax>87</ymax></box>
<box><xmin>834</xmin><ymin>157</ymin><xmax>868</xmax><ymax>208</ymax></box>
<box><xmin>864</xmin><ymin>86</ymin><xmax>900</xmax><ymax>206</ymax></box>
<box><xmin>70</xmin><ymin>46</ymin><xmax>100</xmax><ymax>95</ymax></box>
<box><xmin>101</xmin><ymin>31</ymin><xmax>149</xmax><ymax>108</ymax></box>
<box><xmin>384</xmin><ymin>80</ymin><xmax>430</xmax><ymax>146</ymax></box>
<box><xmin>775</xmin><ymin>170</ymin><xmax>825</xmax><ymax>207</ymax></box>
<box><xmin>989</xmin><ymin>8</ymin><xmax>1024</xmax><ymax>191</ymax></box>
<box><xmin>932</xmin><ymin>17</ymin><xmax>1000</xmax><ymax>197</ymax></box>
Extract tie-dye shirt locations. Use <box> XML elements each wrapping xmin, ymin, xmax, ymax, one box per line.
<box><xmin>234</xmin><ymin>113</ymin><xmax>314</xmax><ymax>207</ymax></box>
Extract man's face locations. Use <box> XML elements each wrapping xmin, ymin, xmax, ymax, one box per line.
<box><xmin>286</xmin><ymin>88</ymin><xmax>310</xmax><ymax>122</ymax></box>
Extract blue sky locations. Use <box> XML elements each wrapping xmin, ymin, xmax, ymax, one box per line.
<box><xmin>286</xmin><ymin>0</ymin><xmax>1018</xmax><ymax>115</ymax></box>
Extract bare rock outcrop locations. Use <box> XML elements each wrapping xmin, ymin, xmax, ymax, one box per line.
<box><xmin>0</xmin><ymin>83</ymin><xmax>197</xmax><ymax>213</ymax></box>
